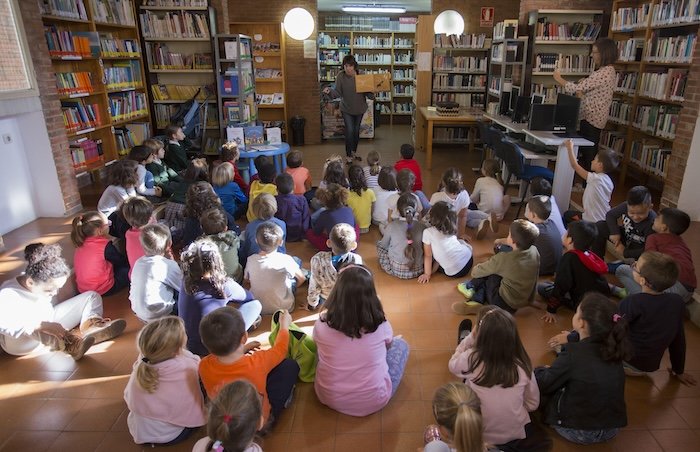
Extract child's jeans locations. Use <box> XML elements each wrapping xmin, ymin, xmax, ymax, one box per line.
<box><xmin>553</xmin><ymin>426</ymin><xmax>618</xmax><ymax>445</ymax></box>
<box><xmin>386</xmin><ymin>336</ymin><xmax>410</xmax><ymax>396</ymax></box>
<box><xmin>466</xmin><ymin>275</ymin><xmax>515</xmax><ymax>313</ymax></box>
<box><xmin>465</xmin><ymin>209</ymin><xmax>490</xmax><ymax>229</ymax></box>
<box><xmin>616</xmin><ymin>264</ymin><xmax>694</xmax><ymax>303</ymax></box>
<box><xmin>267</xmin><ymin>358</ymin><xmax>300</xmax><ymax>420</ymax></box>
<box><xmin>414</xmin><ymin>190</ymin><xmax>431</xmax><ymax>211</ymax></box>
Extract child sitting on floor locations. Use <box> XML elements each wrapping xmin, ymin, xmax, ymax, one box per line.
<box><xmin>200</xmin><ymin>208</ymin><xmax>242</xmax><ymax>282</ymax></box>
<box><xmin>306</xmin><ymin>183</ymin><xmax>358</xmax><ymax>251</ymax></box>
<box><xmin>164</xmin><ymin>158</ymin><xmax>209</xmax><ymax>233</ymax></box>
<box><xmin>211</xmin><ymin>161</ymin><xmax>247</xmax><ymax>220</ymax></box>
<box><xmin>179</xmin><ymin>182</ymin><xmax>239</xmax><ymax>249</ymax></box>
<box><xmin>127</xmin><ymin>145</ymin><xmax>163</xmax><ymax>201</ymax></box>
<box><xmin>347</xmin><ymin>164</ymin><xmax>376</xmax><ymax>234</ymax></box>
<box><xmin>372</xmin><ymin>167</ymin><xmax>398</xmax><ymax>234</ymax></box>
<box><xmin>285</xmin><ymin>149</ymin><xmax>312</xmax><ymax>196</ymax></box>
<box><xmin>220</xmin><ymin>141</ymin><xmax>249</xmax><ymax>195</ymax></box>
<box><xmin>144</xmin><ymin>138</ymin><xmax>182</xmax><ymax>198</ymax></box>
<box><xmin>247</xmin><ymin>159</ymin><xmax>278</xmax><ymax>222</ymax></box>
<box><xmin>274</xmin><ymin>173</ymin><xmax>310</xmax><ymax>242</ymax></box>
<box><xmin>122</xmin><ymin>196</ymin><xmax>154</xmax><ymax>278</ymax></box>
<box><xmin>162</xmin><ymin>124</ymin><xmax>191</xmax><ymax>173</ymax></box>
<box><xmin>97</xmin><ymin>159</ymin><xmax>138</xmax><ymax>238</ymax></box>
<box><xmin>363</xmin><ymin>150</ymin><xmax>382</xmax><ymax>189</ymax></box>
<box><xmin>241</xmin><ymin>193</ymin><xmax>287</xmax><ymax>262</ymax></box>
<box><xmin>471</xmin><ymin>158</ymin><xmax>510</xmax><ymax>221</ymax></box>
<box><xmin>531</xmin><ymin>176</ymin><xmax>566</xmax><ymax>238</ymax></box>
<box><xmin>388</xmin><ymin>169</ymin><xmax>424</xmax><ymax>221</ymax></box>
<box><xmin>377</xmin><ymin>193</ymin><xmax>426</xmax><ymax>280</ymax></box>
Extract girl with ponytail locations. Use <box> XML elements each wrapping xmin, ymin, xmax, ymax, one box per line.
<box><xmin>192</xmin><ymin>380</ymin><xmax>264</xmax><ymax>452</ymax></box>
<box><xmin>424</xmin><ymin>382</ymin><xmax>499</xmax><ymax>452</ymax></box>
<box><xmin>536</xmin><ymin>293</ymin><xmax>631</xmax><ymax>444</ymax></box>
<box><xmin>377</xmin><ymin>192</ymin><xmax>426</xmax><ymax>279</ymax></box>
<box><xmin>71</xmin><ymin>211</ymin><xmax>129</xmax><ymax>295</ymax></box>
<box><xmin>124</xmin><ymin>316</ymin><xmax>206</xmax><ymax>446</ymax></box>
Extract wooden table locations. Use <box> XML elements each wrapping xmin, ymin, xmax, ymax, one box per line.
<box><xmin>419</xmin><ymin>107</ymin><xmax>483</xmax><ymax>170</ymax></box>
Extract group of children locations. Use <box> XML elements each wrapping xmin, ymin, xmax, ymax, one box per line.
<box><xmin>1</xmin><ymin>130</ymin><xmax>697</xmax><ymax>452</ymax></box>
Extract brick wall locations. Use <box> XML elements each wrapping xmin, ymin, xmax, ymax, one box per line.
<box><xmin>17</xmin><ymin>1</ymin><xmax>81</xmax><ymax>214</ymax></box>
<box><xmin>432</xmin><ymin>0</ymin><xmax>521</xmax><ymax>35</ymax></box>
<box><xmin>220</xmin><ymin>0</ymin><xmax>321</xmax><ymax>144</ymax></box>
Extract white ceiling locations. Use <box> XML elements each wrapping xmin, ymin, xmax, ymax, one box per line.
<box><xmin>317</xmin><ymin>0</ymin><xmax>432</xmax><ymax>13</ymax></box>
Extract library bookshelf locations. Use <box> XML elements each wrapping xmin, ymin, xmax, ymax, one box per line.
<box><xmin>229</xmin><ymin>22</ymin><xmax>289</xmax><ymax>141</ymax></box>
<box><xmin>607</xmin><ymin>0</ymin><xmax>699</xmax><ymax>189</ymax></box>
<box><xmin>137</xmin><ymin>0</ymin><xmax>217</xmax><ymax>147</ymax></box>
<box><xmin>41</xmin><ymin>0</ymin><xmax>151</xmax><ymax>174</ymax></box>
<box><xmin>526</xmin><ymin>9</ymin><xmax>604</xmax><ymax>103</ymax></box>
<box><xmin>486</xmin><ymin>21</ymin><xmax>527</xmax><ymax>116</ymax></box>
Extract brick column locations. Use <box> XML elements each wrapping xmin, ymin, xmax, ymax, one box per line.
<box><xmin>17</xmin><ymin>0</ymin><xmax>82</xmax><ymax>214</ymax></box>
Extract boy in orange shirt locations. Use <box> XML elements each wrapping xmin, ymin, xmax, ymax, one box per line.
<box><xmin>198</xmin><ymin>306</ymin><xmax>299</xmax><ymax>430</ymax></box>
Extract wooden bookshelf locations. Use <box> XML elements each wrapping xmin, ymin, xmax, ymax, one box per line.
<box><xmin>486</xmin><ymin>20</ymin><xmax>528</xmax><ymax>116</ymax></box>
<box><xmin>137</xmin><ymin>0</ymin><xmax>217</xmax><ymax>143</ymax></box>
<box><xmin>608</xmin><ymin>0</ymin><xmax>698</xmax><ymax>188</ymax></box>
<box><xmin>41</xmin><ymin>0</ymin><xmax>151</xmax><ymax>174</ymax></box>
<box><xmin>229</xmin><ymin>22</ymin><xmax>289</xmax><ymax>141</ymax></box>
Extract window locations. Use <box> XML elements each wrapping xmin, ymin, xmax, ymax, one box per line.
<box><xmin>0</xmin><ymin>0</ymin><xmax>37</xmax><ymax>98</ymax></box>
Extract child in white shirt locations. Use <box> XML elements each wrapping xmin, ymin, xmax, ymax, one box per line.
<box><xmin>130</xmin><ymin>223</ymin><xmax>182</xmax><ymax>323</ymax></box>
<box><xmin>471</xmin><ymin>159</ymin><xmax>510</xmax><ymax>221</ymax></box>
<box><xmin>418</xmin><ymin>201</ymin><xmax>473</xmax><ymax>283</ymax></box>
<box><xmin>372</xmin><ymin>167</ymin><xmax>399</xmax><ymax>234</ymax></box>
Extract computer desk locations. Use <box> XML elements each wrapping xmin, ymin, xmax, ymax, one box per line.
<box><xmin>484</xmin><ymin>113</ymin><xmax>593</xmax><ymax>213</ymax></box>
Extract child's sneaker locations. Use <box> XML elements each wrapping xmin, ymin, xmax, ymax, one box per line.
<box><xmin>64</xmin><ymin>334</ymin><xmax>95</xmax><ymax>361</ymax></box>
<box><xmin>451</xmin><ymin>301</ymin><xmax>482</xmax><ymax>316</ymax></box>
<box><xmin>424</xmin><ymin>424</ymin><xmax>441</xmax><ymax>444</ymax></box>
<box><xmin>457</xmin><ymin>318</ymin><xmax>472</xmax><ymax>345</ymax></box>
<box><xmin>80</xmin><ymin>318</ymin><xmax>126</xmax><ymax>344</ymax></box>
<box><xmin>248</xmin><ymin>315</ymin><xmax>262</xmax><ymax>332</ymax></box>
<box><xmin>456</xmin><ymin>282</ymin><xmax>475</xmax><ymax>300</ymax></box>
<box><xmin>476</xmin><ymin>218</ymin><xmax>489</xmax><ymax>239</ymax></box>
<box><xmin>306</xmin><ymin>303</ymin><xmax>319</xmax><ymax>311</ymax></box>
<box><xmin>610</xmin><ymin>285</ymin><xmax>628</xmax><ymax>299</ymax></box>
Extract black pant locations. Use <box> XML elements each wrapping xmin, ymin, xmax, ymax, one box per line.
<box><xmin>578</xmin><ymin>120</ymin><xmax>601</xmax><ymax>172</ymax></box>
<box><xmin>470</xmin><ymin>274</ymin><xmax>516</xmax><ymax>313</ymax></box>
<box><xmin>342</xmin><ymin>111</ymin><xmax>363</xmax><ymax>157</ymax></box>
<box><xmin>591</xmin><ymin>220</ymin><xmax>614</xmax><ymax>259</ymax></box>
<box><xmin>497</xmin><ymin>422</ymin><xmax>553</xmax><ymax>452</ymax></box>
<box><xmin>266</xmin><ymin>358</ymin><xmax>300</xmax><ymax>420</ymax></box>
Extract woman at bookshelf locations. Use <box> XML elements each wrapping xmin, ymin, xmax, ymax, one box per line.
<box><xmin>553</xmin><ymin>37</ymin><xmax>617</xmax><ymax>172</ymax></box>
<box><xmin>330</xmin><ymin>55</ymin><xmax>372</xmax><ymax>165</ymax></box>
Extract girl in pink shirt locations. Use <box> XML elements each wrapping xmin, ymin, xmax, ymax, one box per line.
<box><xmin>313</xmin><ymin>264</ymin><xmax>409</xmax><ymax>416</ymax></box>
<box><xmin>449</xmin><ymin>306</ymin><xmax>550</xmax><ymax>450</ymax></box>
<box><xmin>71</xmin><ymin>211</ymin><xmax>129</xmax><ymax>296</ymax></box>
<box><xmin>122</xmin><ymin>196</ymin><xmax>154</xmax><ymax>279</ymax></box>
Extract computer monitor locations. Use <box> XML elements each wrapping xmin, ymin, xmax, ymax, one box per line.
<box><xmin>499</xmin><ymin>91</ymin><xmax>511</xmax><ymax>115</ymax></box>
<box><xmin>509</xmin><ymin>86</ymin><xmax>521</xmax><ymax>114</ymax></box>
<box><xmin>554</xmin><ymin>93</ymin><xmax>581</xmax><ymax>134</ymax></box>
<box><xmin>531</xmin><ymin>94</ymin><xmax>544</xmax><ymax>105</ymax></box>
<box><xmin>512</xmin><ymin>96</ymin><xmax>531</xmax><ymax>123</ymax></box>
<box><xmin>528</xmin><ymin>104</ymin><xmax>556</xmax><ymax>131</ymax></box>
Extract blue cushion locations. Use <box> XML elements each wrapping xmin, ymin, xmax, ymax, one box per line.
<box><xmin>522</xmin><ymin>165</ymin><xmax>554</xmax><ymax>182</ymax></box>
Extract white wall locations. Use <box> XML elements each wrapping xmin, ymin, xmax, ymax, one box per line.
<box><xmin>678</xmin><ymin>116</ymin><xmax>700</xmax><ymax>220</ymax></box>
<box><xmin>0</xmin><ymin>115</ymin><xmax>37</xmax><ymax>234</ymax></box>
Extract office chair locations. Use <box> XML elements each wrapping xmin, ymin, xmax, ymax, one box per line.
<box><xmin>473</xmin><ymin>120</ymin><xmax>491</xmax><ymax>172</ymax></box>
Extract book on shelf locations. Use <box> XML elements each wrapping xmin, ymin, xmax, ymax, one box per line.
<box><xmin>644</xmin><ymin>31</ymin><xmax>697</xmax><ymax>63</ymax></box>
<box><xmin>639</xmin><ymin>70</ymin><xmax>688</xmax><ymax>101</ymax></box>
<box><xmin>609</xmin><ymin>99</ymin><xmax>632</xmax><ymax>124</ymax></box>
<box><xmin>114</xmin><ymin>126</ymin><xmax>137</xmax><ymax>155</ymax></box>
<box><xmin>253</xmin><ymin>41</ymin><xmax>280</xmax><ymax>53</ymax></box>
<box><xmin>353</xmin><ymin>35</ymin><xmax>391</xmax><ymax>47</ymax></box>
<box><xmin>651</xmin><ymin>0</ymin><xmax>700</xmax><ymax>26</ymax></box>
<box><xmin>355</xmin><ymin>53</ymin><xmax>392</xmax><ymax>64</ymax></box>
<box><xmin>224</xmin><ymin>40</ymin><xmax>251</xmax><ymax>59</ymax></box>
<box><xmin>615</xmin><ymin>72</ymin><xmax>638</xmax><ymax>94</ymax></box>
<box><xmin>148</xmin><ymin>43</ymin><xmax>211</xmax><ymax>69</ymax></box>
<box><xmin>633</xmin><ymin>104</ymin><xmax>680</xmax><ymax>139</ymax></box>
<box><xmin>616</xmin><ymin>38</ymin><xmax>645</xmax><ymax>62</ymax></box>
<box><xmin>255</xmin><ymin>68</ymin><xmax>282</xmax><ymax>79</ymax></box>
<box><xmin>432</xmin><ymin>74</ymin><xmax>486</xmax><ymax>90</ymax></box>
<box><xmin>434</xmin><ymin>33</ymin><xmax>487</xmax><ymax>49</ymax></box>
<box><xmin>142</xmin><ymin>0</ymin><xmax>207</xmax><ymax>7</ymax></box>
<box><xmin>55</xmin><ymin>72</ymin><xmax>94</xmax><ymax>96</ymax></box>
<box><xmin>150</xmin><ymin>84</ymin><xmax>206</xmax><ymax>100</ymax></box>
<box><xmin>244</xmin><ymin>125</ymin><xmax>264</xmax><ymax>146</ymax></box>
<box><xmin>61</xmin><ymin>100</ymin><xmax>101</xmax><ymax>132</ymax></box>
<box><xmin>40</xmin><ymin>0</ymin><xmax>88</xmax><ymax>20</ymax></box>
<box><xmin>204</xmin><ymin>137</ymin><xmax>223</xmax><ymax>155</ymax></box>
<box><xmin>318</xmin><ymin>33</ymin><xmax>351</xmax><ymax>47</ymax></box>
<box><xmin>90</xmin><ymin>0</ymin><xmax>135</xmax><ymax>26</ymax></box>
<box><xmin>323</xmin><ymin>15</ymin><xmax>416</xmax><ymax>32</ymax></box>
<box><xmin>99</xmin><ymin>33</ymin><xmax>140</xmax><ymax>57</ymax></box>
<box><xmin>125</xmin><ymin>122</ymin><xmax>151</xmax><ymax>144</ymax></box>
<box><xmin>70</xmin><ymin>137</ymin><xmax>103</xmax><ymax>169</ymax></box>
<box><xmin>531</xmin><ymin>84</ymin><xmax>564</xmax><ymax>103</ymax></box>
<box><xmin>266</xmin><ymin>127</ymin><xmax>282</xmax><ymax>144</ymax></box>
<box><xmin>432</xmin><ymin>93</ymin><xmax>485</xmax><ymax>107</ymax></box>
<box><xmin>600</xmin><ymin>130</ymin><xmax>625</xmax><ymax>154</ymax></box>
<box><xmin>534</xmin><ymin>53</ymin><xmax>592</xmax><ymax>73</ymax></box>
<box><xmin>108</xmin><ymin>91</ymin><xmax>147</xmax><ymax>121</ymax></box>
<box><xmin>44</xmin><ymin>26</ymin><xmax>99</xmax><ymax>57</ymax></box>
<box><xmin>226</xmin><ymin>126</ymin><xmax>245</xmax><ymax>149</ymax></box>
<box><xmin>104</xmin><ymin>60</ymin><xmax>143</xmax><ymax>90</ymax></box>
<box><xmin>611</xmin><ymin>4</ymin><xmax>651</xmax><ymax>31</ymax></box>
<box><xmin>534</xmin><ymin>19</ymin><xmax>601</xmax><ymax>41</ymax></box>
<box><xmin>139</xmin><ymin>10</ymin><xmax>210</xmax><ymax>39</ymax></box>
<box><xmin>433</xmin><ymin>55</ymin><xmax>487</xmax><ymax>72</ymax></box>
<box><xmin>493</xmin><ymin>20</ymin><xmax>518</xmax><ymax>40</ymax></box>
<box><xmin>257</xmin><ymin>94</ymin><xmax>274</xmax><ymax>105</ymax></box>
<box><xmin>272</xmin><ymin>93</ymin><xmax>284</xmax><ymax>104</ymax></box>
<box><xmin>223</xmin><ymin>101</ymin><xmax>251</xmax><ymax>123</ymax></box>
<box><xmin>630</xmin><ymin>140</ymin><xmax>671</xmax><ymax>176</ymax></box>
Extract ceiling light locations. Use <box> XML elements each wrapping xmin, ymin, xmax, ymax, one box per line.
<box><xmin>434</xmin><ymin>10</ymin><xmax>464</xmax><ymax>35</ymax></box>
<box><xmin>342</xmin><ymin>5</ymin><xmax>407</xmax><ymax>14</ymax></box>
<box><xmin>284</xmin><ymin>7</ymin><xmax>315</xmax><ymax>40</ymax></box>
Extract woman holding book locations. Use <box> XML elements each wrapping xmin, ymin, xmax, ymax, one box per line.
<box><xmin>329</xmin><ymin>55</ymin><xmax>372</xmax><ymax>165</ymax></box>
<box><xmin>553</xmin><ymin>37</ymin><xmax>617</xmax><ymax>172</ymax></box>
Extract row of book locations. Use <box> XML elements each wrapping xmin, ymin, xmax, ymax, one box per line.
<box><xmin>644</xmin><ymin>32</ymin><xmax>697</xmax><ymax>62</ymax></box>
<box><xmin>533</xmin><ymin>20</ymin><xmax>602</xmax><ymax>41</ymax></box>
<box><xmin>44</xmin><ymin>26</ymin><xmax>98</xmax><ymax>57</ymax></box>
<box><xmin>394</xmin><ymin>52</ymin><xmax>414</xmax><ymax>63</ymax></box>
<box><xmin>104</xmin><ymin>61</ymin><xmax>142</xmax><ymax>90</ymax></box>
<box><xmin>393</xmin><ymin>102</ymin><xmax>414</xmax><ymax>113</ymax></box>
<box><xmin>633</xmin><ymin>104</ymin><xmax>680</xmax><ymax>139</ymax></box>
<box><xmin>432</xmin><ymin>74</ymin><xmax>487</xmax><ymax>90</ymax></box>
<box><xmin>91</xmin><ymin>0</ymin><xmax>135</xmax><ymax>26</ymax></box>
<box><xmin>377</xmin><ymin>104</ymin><xmax>391</xmax><ymax>114</ymax></box>
<box><xmin>488</xmin><ymin>77</ymin><xmax>504</xmax><ymax>93</ymax></box>
<box><xmin>109</xmin><ymin>91</ymin><xmax>147</xmax><ymax>122</ymax></box>
<box><xmin>393</xmin><ymin>68</ymin><xmax>414</xmax><ymax>80</ymax></box>
<box><xmin>531</xmin><ymin>83</ymin><xmax>564</xmax><ymax>103</ymax></box>
<box><xmin>394</xmin><ymin>38</ymin><xmax>414</xmax><ymax>48</ymax></box>
<box><xmin>393</xmin><ymin>85</ymin><xmax>414</xmax><ymax>96</ymax></box>
<box><xmin>255</xmin><ymin>93</ymin><xmax>284</xmax><ymax>105</ymax></box>
<box><xmin>100</xmin><ymin>33</ymin><xmax>139</xmax><ymax>57</ymax></box>
<box><xmin>611</xmin><ymin>4</ymin><xmax>651</xmax><ymax>31</ymax></box>
<box><xmin>62</xmin><ymin>100</ymin><xmax>102</xmax><ymax>132</ymax></box>
<box><xmin>432</xmin><ymin>126</ymin><xmax>475</xmax><ymax>142</ymax></box>
<box><xmin>491</xmin><ymin>42</ymin><xmax>521</xmax><ymax>62</ymax></box>
<box><xmin>355</xmin><ymin>53</ymin><xmax>392</xmax><ymax>64</ymax></box>
<box><xmin>433</xmin><ymin>56</ymin><xmax>487</xmax><ymax>72</ymax></box>
<box><xmin>223</xmin><ymin>101</ymin><xmax>253</xmax><ymax>123</ymax></box>
<box><xmin>70</xmin><ymin>138</ymin><xmax>103</xmax><ymax>169</ymax></box>
<box><xmin>617</xmin><ymin>38</ymin><xmax>645</xmax><ymax>62</ymax></box>
<box><xmin>609</xmin><ymin>99</ymin><xmax>632</xmax><ymax>124</ymax></box>
<box><xmin>615</xmin><ymin>72</ymin><xmax>638</xmax><ymax>94</ymax></box>
<box><xmin>151</xmin><ymin>84</ymin><xmax>205</xmax><ymax>101</ymax></box>
<box><xmin>318</xmin><ymin>33</ymin><xmax>351</xmax><ymax>47</ymax></box>
<box><xmin>651</xmin><ymin>0</ymin><xmax>700</xmax><ymax>25</ymax></box>
<box><xmin>323</xmin><ymin>16</ymin><xmax>417</xmax><ymax>32</ymax></box>
<box><xmin>139</xmin><ymin>11</ymin><xmax>210</xmax><ymax>39</ymax></box>
<box><xmin>252</xmin><ymin>42</ymin><xmax>280</xmax><ymax>53</ymax></box>
<box><xmin>55</xmin><ymin>72</ymin><xmax>94</xmax><ymax>96</ymax></box>
<box><xmin>255</xmin><ymin>69</ymin><xmax>283</xmax><ymax>79</ymax></box>
<box><xmin>225</xmin><ymin>125</ymin><xmax>283</xmax><ymax>150</ymax></box>
<box><xmin>114</xmin><ymin>126</ymin><xmax>137</xmax><ymax>155</ymax></box>
<box><xmin>221</xmin><ymin>70</ymin><xmax>253</xmax><ymax>96</ymax></box>
<box><xmin>630</xmin><ymin>141</ymin><xmax>671</xmax><ymax>177</ymax></box>
<box><xmin>319</xmin><ymin>49</ymin><xmax>349</xmax><ymax>64</ymax></box>
<box><xmin>147</xmin><ymin>43</ymin><xmax>211</xmax><ymax>69</ymax></box>
<box><xmin>599</xmin><ymin>130</ymin><xmax>625</xmax><ymax>154</ymax></box>
<box><xmin>154</xmin><ymin>104</ymin><xmax>178</xmax><ymax>128</ymax></box>
<box><xmin>353</xmin><ymin>36</ymin><xmax>392</xmax><ymax>47</ymax></box>
<box><xmin>434</xmin><ymin>34</ymin><xmax>488</xmax><ymax>49</ymax></box>
<box><xmin>40</xmin><ymin>0</ymin><xmax>88</xmax><ymax>20</ymax></box>
<box><xmin>534</xmin><ymin>53</ymin><xmax>592</xmax><ymax>72</ymax></box>
<box><xmin>432</xmin><ymin>93</ymin><xmax>485</xmax><ymax>108</ymax></box>
<box><xmin>141</xmin><ymin>0</ymin><xmax>207</xmax><ymax>6</ymax></box>
<box><xmin>638</xmin><ymin>70</ymin><xmax>688</xmax><ymax>101</ymax></box>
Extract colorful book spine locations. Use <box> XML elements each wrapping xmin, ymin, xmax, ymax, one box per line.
<box><xmin>40</xmin><ymin>0</ymin><xmax>88</xmax><ymax>20</ymax></box>
<box><xmin>55</xmin><ymin>72</ymin><xmax>94</xmax><ymax>96</ymax></box>
<box><xmin>90</xmin><ymin>0</ymin><xmax>135</xmax><ymax>26</ymax></box>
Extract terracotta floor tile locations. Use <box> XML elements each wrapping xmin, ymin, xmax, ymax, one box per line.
<box><xmin>0</xmin><ymin>430</ymin><xmax>61</xmax><ymax>452</ymax></box>
<box><xmin>626</xmin><ymin>399</ymin><xmax>690</xmax><ymax>430</ymax></box>
<box><xmin>47</xmin><ymin>431</ymin><xmax>106</xmax><ymax>452</ymax></box>
<box><xmin>259</xmin><ymin>432</ymin><xmax>290</xmax><ymax>450</ymax></box>
<box><xmin>610</xmin><ymin>429</ymin><xmax>663</xmax><ymax>452</ymax></box>
<box><xmin>64</xmin><ymin>399</ymin><xmax>125</xmax><ymax>432</ymax></box>
<box><xmin>93</xmin><ymin>431</ymin><xmax>144</xmax><ymax>452</ymax></box>
<box><xmin>410</xmin><ymin>329</ymin><xmax>453</xmax><ymax>351</ymax></box>
<box><xmin>290</xmin><ymin>397</ymin><xmax>338</xmax><ymax>433</ymax></box>
<box><xmin>286</xmin><ymin>432</ymin><xmax>335</xmax><ymax>451</ymax></box>
<box><xmin>671</xmin><ymin>398</ymin><xmax>700</xmax><ymax>428</ymax></box>
<box><xmin>380</xmin><ymin>399</ymin><xmax>428</xmax><ymax>433</ymax></box>
<box><xmin>392</xmin><ymin>372</ymin><xmax>421</xmax><ymax>401</ymax></box>
<box><xmin>333</xmin><ymin>432</ymin><xmax>381</xmax><ymax>452</ymax></box>
<box><xmin>109</xmin><ymin>409</ymin><xmax>129</xmax><ymax>432</ymax></box>
<box><xmin>381</xmin><ymin>432</ymin><xmax>422</xmax><ymax>452</ymax></box>
<box><xmin>335</xmin><ymin>412</ymin><xmax>381</xmax><ymax>434</ymax></box>
<box><xmin>23</xmin><ymin>398</ymin><xmax>86</xmax><ymax>431</ymax></box>
<box><xmin>650</xmin><ymin>429</ymin><xmax>700</xmax><ymax>451</ymax></box>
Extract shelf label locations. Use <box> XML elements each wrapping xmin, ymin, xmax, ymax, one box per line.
<box><xmin>76</xmin><ymin>127</ymin><xmax>95</xmax><ymax>135</ymax></box>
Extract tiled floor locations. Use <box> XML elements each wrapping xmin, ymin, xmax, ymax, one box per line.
<box><xmin>1</xmin><ymin>124</ymin><xmax>699</xmax><ymax>451</ymax></box>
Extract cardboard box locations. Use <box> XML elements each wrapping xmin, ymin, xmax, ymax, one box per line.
<box><xmin>355</xmin><ymin>72</ymin><xmax>391</xmax><ymax>92</ymax></box>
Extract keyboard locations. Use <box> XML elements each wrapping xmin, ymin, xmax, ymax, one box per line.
<box><xmin>513</xmin><ymin>139</ymin><xmax>550</xmax><ymax>154</ymax></box>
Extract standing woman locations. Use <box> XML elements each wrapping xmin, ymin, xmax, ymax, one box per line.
<box><xmin>335</xmin><ymin>55</ymin><xmax>370</xmax><ymax>165</ymax></box>
<box><xmin>553</xmin><ymin>37</ymin><xmax>617</xmax><ymax>172</ymax></box>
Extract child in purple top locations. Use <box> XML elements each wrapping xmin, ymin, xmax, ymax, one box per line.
<box><xmin>274</xmin><ymin>173</ymin><xmax>310</xmax><ymax>242</ymax></box>
<box><xmin>313</xmin><ymin>265</ymin><xmax>409</xmax><ymax>416</ymax></box>
<box><xmin>178</xmin><ymin>239</ymin><xmax>262</xmax><ymax>356</ymax></box>
<box><xmin>306</xmin><ymin>183</ymin><xmax>358</xmax><ymax>251</ymax></box>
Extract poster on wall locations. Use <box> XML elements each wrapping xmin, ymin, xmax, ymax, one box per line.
<box><xmin>320</xmin><ymin>84</ymin><xmax>374</xmax><ymax>139</ymax></box>
<box><xmin>480</xmin><ymin>7</ymin><xmax>495</xmax><ymax>27</ymax></box>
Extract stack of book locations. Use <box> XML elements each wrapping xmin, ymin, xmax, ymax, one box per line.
<box><xmin>70</xmin><ymin>137</ymin><xmax>103</xmax><ymax>169</ymax></box>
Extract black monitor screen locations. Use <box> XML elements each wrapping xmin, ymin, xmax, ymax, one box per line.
<box><xmin>509</xmin><ymin>86</ymin><xmax>521</xmax><ymax>112</ymax></box>
<box><xmin>512</xmin><ymin>96</ymin><xmax>531</xmax><ymax>123</ymax></box>
<box><xmin>529</xmin><ymin>104</ymin><xmax>556</xmax><ymax>131</ymax></box>
<box><xmin>499</xmin><ymin>91</ymin><xmax>511</xmax><ymax>115</ymax></box>
<box><xmin>531</xmin><ymin>94</ymin><xmax>544</xmax><ymax>105</ymax></box>
<box><xmin>554</xmin><ymin>93</ymin><xmax>581</xmax><ymax>133</ymax></box>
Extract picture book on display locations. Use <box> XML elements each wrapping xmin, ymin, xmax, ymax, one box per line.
<box><xmin>226</xmin><ymin>126</ymin><xmax>245</xmax><ymax>150</ymax></box>
<box><xmin>266</xmin><ymin>127</ymin><xmax>282</xmax><ymax>144</ymax></box>
<box><xmin>244</xmin><ymin>126</ymin><xmax>264</xmax><ymax>146</ymax></box>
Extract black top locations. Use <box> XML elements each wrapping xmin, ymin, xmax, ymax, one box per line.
<box><xmin>619</xmin><ymin>292</ymin><xmax>686</xmax><ymax>374</ymax></box>
<box><xmin>535</xmin><ymin>219</ymin><xmax>563</xmax><ymax>275</ymax></box>
<box><xmin>547</xmin><ymin>251</ymin><xmax>610</xmax><ymax>313</ymax></box>
<box><xmin>535</xmin><ymin>339</ymin><xmax>627</xmax><ymax>430</ymax></box>
<box><xmin>605</xmin><ymin>202</ymin><xmax>656</xmax><ymax>260</ymax></box>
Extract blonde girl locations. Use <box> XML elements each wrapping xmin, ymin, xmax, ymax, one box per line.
<box><xmin>192</xmin><ymin>380</ymin><xmax>264</xmax><ymax>452</ymax></box>
<box><xmin>211</xmin><ymin>162</ymin><xmax>248</xmax><ymax>220</ymax></box>
<box><xmin>424</xmin><ymin>382</ymin><xmax>498</xmax><ymax>452</ymax></box>
<box><xmin>347</xmin><ymin>164</ymin><xmax>376</xmax><ymax>233</ymax></box>
<box><xmin>377</xmin><ymin>193</ymin><xmax>426</xmax><ymax>279</ymax></box>
<box><xmin>71</xmin><ymin>211</ymin><xmax>129</xmax><ymax>296</ymax></box>
<box><xmin>471</xmin><ymin>159</ymin><xmax>510</xmax><ymax>221</ymax></box>
<box><xmin>363</xmin><ymin>150</ymin><xmax>382</xmax><ymax>189</ymax></box>
<box><xmin>418</xmin><ymin>201</ymin><xmax>473</xmax><ymax>283</ymax></box>
<box><xmin>123</xmin><ymin>316</ymin><xmax>206</xmax><ymax>446</ymax></box>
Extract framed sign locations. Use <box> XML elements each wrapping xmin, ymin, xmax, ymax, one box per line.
<box><xmin>480</xmin><ymin>7</ymin><xmax>495</xmax><ymax>27</ymax></box>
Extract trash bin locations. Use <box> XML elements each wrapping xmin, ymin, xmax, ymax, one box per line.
<box><xmin>290</xmin><ymin>115</ymin><xmax>305</xmax><ymax>146</ymax></box>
